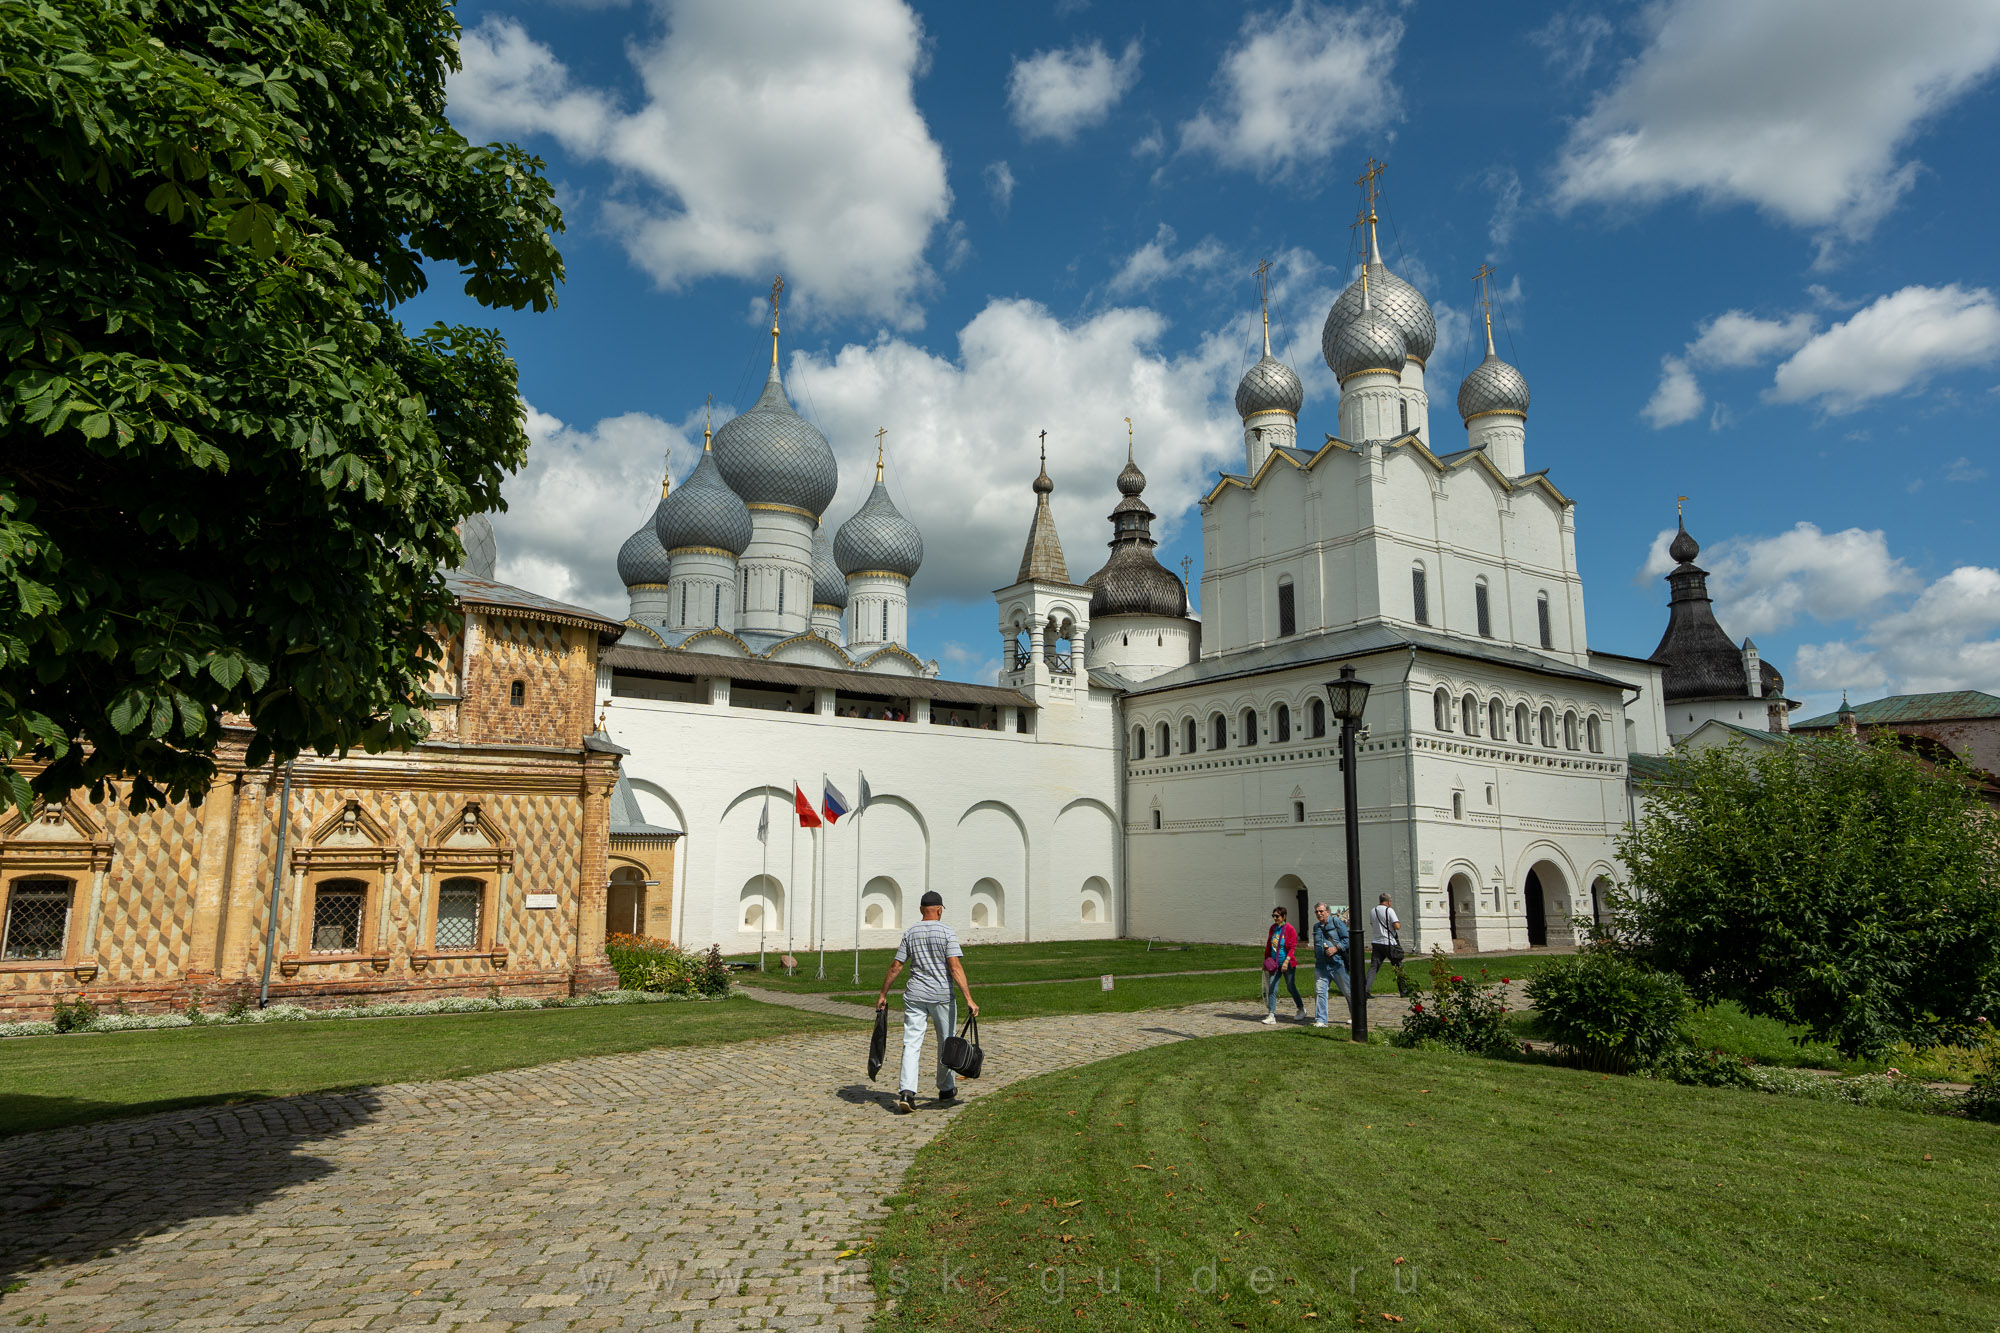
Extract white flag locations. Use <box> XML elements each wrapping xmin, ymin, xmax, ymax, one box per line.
<box><xmin>757</xmin><ymin>795</ymin><xmax>769</xmax><ymax>843</ymax></box>
<box><xmin>857</xmin><ymin>772</ymin><xmax>872</xmax><ymax>814</ymax></box>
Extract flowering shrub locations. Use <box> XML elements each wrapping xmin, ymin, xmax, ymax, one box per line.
<box><xmin>1393</xmin><ymin>947</ymin><xmax>1515</xmax><ymax>1056</ymax></box>
<box><xmin>0</xmin><ymin>988</ymin><xmax>699</xmax><ymax>1040</ymax></box>
<box><xmin>1528</xmin><ymin>951</ymin><xmax>1692</xmax><ymax>1074</ymax></box>
<box><xmin>606</xmin><ymin>934</ymin><xmax>731</xmax><ymax>998</ymax></box>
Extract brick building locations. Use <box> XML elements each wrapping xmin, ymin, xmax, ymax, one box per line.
<box><xmin>0</xmin><ymin>561</ymin><xmax>668</xmax><ymax>1022</ymax></box>
<box><xmin>1791</xmin><ymin>690</ymin><xmax>2000</xmax><ymax>777</ymax></box>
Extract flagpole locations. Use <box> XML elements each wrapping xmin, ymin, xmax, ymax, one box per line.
<box><xmin>852</xmin><ymin>804</ymin><xmax>863</xmax><ymax>985</ymax></box>
<box><xmin>787</xmin><ymin>790</ymin><xmax>796</xmax><ymax>972</ymax></box>
<box><xmin>759</xmin><ymin>791</ymin><xmax>769</xmax><ymax>973</ymax></box>
<box><xmin>813</xmin><ymin>824</ymin><xmax>825</xmax><ymax>979</ymax></box>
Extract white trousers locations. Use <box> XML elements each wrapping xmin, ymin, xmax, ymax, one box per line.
<box><xmin>899</xmin><ymin>997</ymin><xmax>957</xmax><ymax>1095</ymax></box>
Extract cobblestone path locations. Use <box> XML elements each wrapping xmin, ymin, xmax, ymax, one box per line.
<box><xmin>0</xmin><ymin>997</ymin><xmax>1336</xmax><ymax>1332</ymax></box>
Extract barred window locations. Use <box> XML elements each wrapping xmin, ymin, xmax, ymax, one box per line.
<box><xmin>1275</xmin><ymin>703</ymin><xmax>1292</xmax><ymax>743</ymax></box>
<box><xmin>1538</xmin><ymin>594</ymin><xmax>1553</xmax><ymax>649</ymax></box>
<box><xmin>435</xmin><ymin>878</ymin><xmax>484</xmax><ymax>951</ymax></box>
<box><xmin>1310</xmin><ymin>698</ymin><xmax>1327</xmax><ymax>739</ymax></box>
<box><xmin>509</xmin><ymin>680</ymin><xmax>524</xmax><ymax>707</ymax></box>
<box><xmin>1475</xmin><ymin>580</ymin><xmax>1492</xmax><ymax>638</ymax></box>
<box><xmin>2</xmin><ymin>878</ymin><xmax>72</xmax><ymax>960</ymax></box>
<box><xmin>310</xmin><ymin>880</ymin><xmax>366</xmax><ymax>953</ymax></box>
<box><xmin>1412</xmin><ymin>567</ymin><xmax>1429</xmax><ymax>625</ymax></box>
<box><xmin>1277</xmin><ymin>579</ymin><xmax>1296</xmax><ymax>637</ymax></box>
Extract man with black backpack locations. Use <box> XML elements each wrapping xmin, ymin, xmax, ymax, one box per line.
<box><xmin>875</xmin><ymin>890</ymin><xmax>979</xmax><ymax>1114</ymax></box>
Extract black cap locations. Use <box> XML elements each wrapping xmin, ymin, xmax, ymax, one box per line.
<box><xmin>920</xmin><ymin>890</ymin><xmax>945</xmax><ymax>908</ymax></box>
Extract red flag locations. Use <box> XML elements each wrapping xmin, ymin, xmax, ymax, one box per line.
<box><xmin>793</xmin><ymin>783</ymin><xmax>822</xmax><ymax>828</ymax></box>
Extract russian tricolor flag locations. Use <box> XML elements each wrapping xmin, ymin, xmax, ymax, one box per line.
<box><xmin>822</xmin><ymin>777</ymin><xmax>850</xmax><ymax>825</ymax></box>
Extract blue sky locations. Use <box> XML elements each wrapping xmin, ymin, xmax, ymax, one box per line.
<box><xmin>407</xmin><ymin>0</ymin><xmax>2000</xmax><ymax>719</ymax></box>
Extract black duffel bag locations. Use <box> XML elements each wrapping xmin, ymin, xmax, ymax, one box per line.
<box><xmin>940</xmin><ymin>1012</ymin><xmax>984</xmax><ymax>1078</ymax></box>
<box><xmin>867</xmin><ymin>1006</ymin><xmax>889</xmax><ymax>1081</ymax></box>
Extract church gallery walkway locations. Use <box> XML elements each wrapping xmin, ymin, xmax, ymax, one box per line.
<box><xmin>0</xmin><ymin>995</ymin><xmax>1413</xmax><ymax>1331</ymax></box>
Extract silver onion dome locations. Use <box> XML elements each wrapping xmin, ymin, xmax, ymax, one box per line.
<box><xmin>1456</xmin><ymin>351</ymin><xmax>1531</xmax><ymax>421</ymax></box>
<box><xmin>834</xmin><ymin>479</ymin><xmax>924</xmax><ymax>578</ymax></box>
<box><xmin>711</xmin><ymin>367</ymin><xmax>840</xmax><ymax>517</ymax></box>
<box><xmin>618</xmin><ymin>502</ymin><xmax>674</xmax><ymax>586</ymax></box>
<box><xmin>1322</xmin><ymin>261</ymin><xmax>1437</xmax><ymax>367</ymax></box>
<box><xmin>1234</xmin><ymin>353</ymin><xmax>1304</xmax><ymax>419</ymax></box>
<box><xmin>451</xmin><ymin>511</ymin><xmax>498</xmax><ymax>581</ymax></box>
<box><xmin>810</xmin><ymin>524</ymin><xmax>848</xmax><ymax>607</ymax></box>
<box><xmin>655</xmin><ymin>449</ymin><xmax>752</xmax><ymax>556</ymax></box>
<box><xmin>1327</xmin><ymin>305</ymin><xmax>1407</xmax><ymax>383</ymax></box>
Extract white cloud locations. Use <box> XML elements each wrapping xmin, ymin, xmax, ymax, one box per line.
<box><xmin>1947</xmin><ymin>456</ymin><xmax>1989</xmax><ymax>484</ymax></box>
<box><xmin>1551</xmin><ymin>0</ymin><xmax>2000</xmax><ymax>250</ymax></box>
<box><xmin>1107</xmin><ymin>224</ymin><xmax>1230</xmax><ymax>296</ymax></box>
<box><xmin>1768</xmin><ymin>284</ymin><xmax>2000</xmax><ymax>413</ymax></box>
<box><xmin>1483</xmin><ymin>166</ymin><xmax>1523</xmax><ymax>255</ymax></box>
<box><xmin>787</xmin><ymin>298</ymin><xmax>1254</xmax><ymax>604</ymax></box>
<box><xmin>984</xmin><ymin>160</ymin><xmax>1016</xmax><ymax>213</ymax></box>
<box><xmin>448</xmin><ymin>1</ymin><xmax>950</xmax><ymax>325</ymax></box>
<box><xmin>939</xmin><ymin>642</ymin><xmax>1003</xmax><ymax>686</ymax></box>
<box><xmin>1641</xmin><ymin>355</ymin><xmax>1703</xmax><ymax>428</ymax></box>
<box><xmin>1794</xmin><ymin>565</ymin><xmax>2000</xmax><ymax>697</ymax></box>
<box><xmin>1687</xmin><ymin>310</ymin><xmax>1815</xmax><ymax>368</ymax></box>
<box><xmin>1007</xmin><ymin>37</ymin><xmax>1142</xmax><ymax>143</ymax></box>
<box><xmin>1180</xmin><ymin>2</ymin><xmax>1403</xmax><ymax>182</ymax></box>
<box><xmin>1530</xmin><ymin>9</ymin><xmax>1614</xmax><ymax>81</ymax></box>
<box><xmin>1699</xmin><ymin>523</ymin><xmax>1919</xmax><ymax>639</ymax></box>
<box><xmin>494</xmin><ymin>405</ymin><xmax>696</xmax><ymax>616</ymax></box>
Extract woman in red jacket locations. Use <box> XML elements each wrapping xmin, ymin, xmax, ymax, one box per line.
<box><xmin>1262</xmin><ymin>906</ymin><xmax>1305</xmax><ymax>1024</ymax></box>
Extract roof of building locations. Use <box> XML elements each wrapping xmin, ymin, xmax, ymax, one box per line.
<box><xmin>810</xmin><ymin>524</ymin><xmax>848</xmax><ymax>607</ymax></box>
<box><xmin>658</xmin><ymin>447</ymin><xmax>753</xmax><ymax>557</ymax></box>
<box><xmin>602</xmin><ymin>642</ymin><xmax>1031</xmax><ymax>708</ymax></box>
<box><xmin>1014</xmin><ymin>449</ymin><xmax>1072</xmax><ymax>585</ymax></box>
<box><xmin>711</xmin><ymin>361</ymin><xmax>840</xmax><ymax>517</ymax></box>
<box><xmin>1793</xmin><ymin>689</ymin><xmax>2000</xmax><ymax>730</ymax></box>
<box><xmin>833</xmin><ymin>476</ymin><xmax>924</xmax><ymax>578</ymax></box>
<box><xmin>1120</xmin><ymin>622</ymin><xmax>1627</xmax><ymax>697</ymax></box>
<box><xmin>1627</xmin><ymin>752</ymin><xmax>1679</xmax><ymax>783</ymax></box>
<box><xmin>608</xmin><ymin>771</ymin><xmax>680</xmax><ymax>838</ymax></box>
<box><xmin>442</xmin><ymin>570</ymin><xmax>625</xmax><ymax>636</ymax></box>
<box><xmin>449</xmin><ymin>512</ymin><xmax>498</xmax><ymax>581</ymax></box>
<box><xmin>1648</xmin><ymin>520</ymin><xmax>1787</xmax><ymax>703</ymax></box>
<box><xmin>1457</xmin><ymin>349</ymin><xmax>1530</xmax><ymax>421</ymax></box>
<box><xmin>1322</xmin><ymin>250</ymin><xmax>1437</xmax><ymax>365</ymax></box>
<box><xmin>1084</xmin><ymin>450</ymin><xmax>1188</xmax><ymax>620</ymax></box>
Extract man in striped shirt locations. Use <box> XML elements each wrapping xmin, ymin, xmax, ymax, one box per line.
<box><xmin>875</xmin><ymin>890</ymin><xmax>980</xmax><ymax>1114</ymax></box>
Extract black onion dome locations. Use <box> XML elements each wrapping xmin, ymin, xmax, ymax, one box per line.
<box><xmin>1668</xmin><ymin>522</ymin><xmax>1699</xmax><ymax>565</ymax></box>
<box><xmin>833</xmin><ymin>481</ymin><xmax>924</xmax><ymax>578</ymax></box>
<box><xmin>655</xmin><ymin>450</ymin><xmax>752</xmax><ymax>556</ymax></box>
<box><xmin>1322</xmin><ymin>261</ymin><xmax>1437</xmax><ymax>365</ymax></box>
<box><xmin>618</xmin><ymin>500</ymin><xmax>673</xmax><ymax>585</ymax></box>
<box><xmin>1456</xmin><ymin>351</ymin><xmax>1531</xmax><ymax>421</ymax></box>
<box><xmin>1084</xmin><ymin>453</ymin><xmax>1187</xmax><ymax>619</ymax></box>
<box><xmin>1235</xmin><ymin>353</ymin><xmax>1305</xmax><ymax>418</ymax></box>
<box><xmin>711</xmin><ymin>367</ymin><xmax>840</xmax><ymax>516</ymax></box>
<box><xmin>810</xmin><ymin>524</ymin><xmax>848</xmax><ymax>607</ymax></box>
<box><xmin>1116</xmin><ymin>454</ymin><xmax>1146</xmax><ymax>496</ymax></box>
<box><xmin>1649</xmin><ymin>526</ymin><xmax>1783</xmax><ymax>702</ymax></box>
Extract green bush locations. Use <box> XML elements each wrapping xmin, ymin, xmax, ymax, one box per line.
<box><xmin>1527</xmin><ymin>952</ymin><xmax>1692</xmax><ymax>1074</ymax></box>
<box><xmin>1965</xmin><ymin>1069</ymin><xmax>2000</xmax><ymax>1123</ymax></box>
<box><xmin>606</xmin><ymin>934</ymin><xmax>730</xmax><ymax>998</ymax></box>
<box><xmin>50</xmin><ymin>995</ymin><xmax>97</xmax><ymax>1032</ymax></box>
<box><xmin>1393</xmin><ymin>948</ymin><xmax>1515</xmax><ymax>1056</ymax></box>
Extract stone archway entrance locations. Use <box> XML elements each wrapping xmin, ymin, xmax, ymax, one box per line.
<box><xmin>607</xmin><ymin>867</ymin><xmax>646</xmax><ymax>939</ymax></box>
<box><xmin>1523</xmin><ymin>860</ymin><xmax>1573</xmax><ymax>947</ymax></box>
<box><xmin>1446</xmin><ymin>872</ymin><xmax>1474</xmax><ymax>951</ymax></box>
<box><xmin>1524</xmin><ymin>869</ymin><xmax>1548</xmax><ymax>947</ymax></box>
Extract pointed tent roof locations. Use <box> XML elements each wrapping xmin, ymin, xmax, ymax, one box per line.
<box><xmin>1016</xmin><ymin>443</ymin><xmax>1070</xmax><ymax>583</ymax></box>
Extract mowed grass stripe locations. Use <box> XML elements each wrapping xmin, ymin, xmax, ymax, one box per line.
<box><xmin>871</xmin><ymin>1033</ymin><xmax>1999</xmax><ymax>1331</ymax></box>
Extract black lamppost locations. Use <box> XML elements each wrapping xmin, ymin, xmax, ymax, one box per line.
<box><xmin>1324</xmin><ymin>665</ymin><xmax>1372</xmax><ymax>1041</ymax></box>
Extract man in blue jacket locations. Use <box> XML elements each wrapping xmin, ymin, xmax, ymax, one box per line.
<box><xmin>1310</xmin><ymin>901</ymin><xmax>1352</xmax><ymax>1028</ymax></box>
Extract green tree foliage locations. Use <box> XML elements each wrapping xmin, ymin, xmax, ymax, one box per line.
<box><xmin>0</xmin><ymin>0</ymin><xmax>562</xmax><ymax>812</ymax></box>
<box><xmin>1614</xmin><ymin>734</ymin><xmax>2000</xmax><ymax>1059</ymax></box>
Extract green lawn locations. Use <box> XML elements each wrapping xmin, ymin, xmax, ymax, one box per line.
<box><xmin>731</xmin><ymin>938</ymin><xmax>1254</xmax><ymax>992</ymax></box>
<box><xmin>0</xmin><ymin>995</ymin><xmax>846</xmax><ymax>1138</ymax></box>
<box><xmin>836</xmin><ymin>970</ymin><xmax>1271</xmax><ymax>1019</ymax></box>
<box><xmin>872</xmin><ymin>1034</ymin><xmax>2000</xmax><ymax>1331</ymax></box>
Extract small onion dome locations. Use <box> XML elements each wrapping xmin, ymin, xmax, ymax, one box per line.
<box><xmin>834</xmin><ymin>480</ymin><xmax>924</xmax><ymax>578</ymax></box>
<box><xmin>618</xmin><ymin>503</ymin><xmax>674</xmax><ymax>586</ymax></box>
<box><xmin>1234</xmin><ymin>353</ymin><xmax>1304</xmax><ymax>419</ymax></box>
<box><xmin>1087</xmin><ymin>545</ymin><xmax>1186</xmax><ymax>619</ymax></box>
<box><xmin>451</xmin><ymin>511</ymin><xmax>497</xmax><ymax>581</ymax></box>
<box><xmin>810</xmin><ymin>524</ymin><xmax>848</xmax><ymax>607</ymax></box>
<box><xmin>655</xmin><ymin>450</ymin><xmax>752</xmax><ymax>556</ymax></box>
<box><xmin>1116</xmin><ymin>453</ymin><xmax>1147</xmax><ymax>496</ymax></box>
<box><xmin>1322</xmin><ymin>261</ymin><xmax>1437</xmax><ymax>366</ymax></box>
<box><xmin>1668</xmin><ymin>521</ymin><xmax>1699</xmax><ymax>566</ymax></box>
<box><xmin>1327</xmin><ymin>305</ymin><xmax>1407</xmax><ymax>383</ymax></box>
<box><xmin>711</xmin><ymin>366</ymin><xmax>840</xmax><ymax>517</ymax></box>
<box><xmin>1456</xmin><ymin>351</ymin><xmax>1531</xmax><ymax>422</ymax></box>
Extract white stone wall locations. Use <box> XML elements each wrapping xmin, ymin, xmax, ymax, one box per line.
<box><xmin>738</xmin><ymin>508</ymin><xmax>814</xmax><ymax>637</ymax></box>
<box><xmin>601</xmin><ymin>678</ymin><xmax>1124</xmax><ymax>955</ymax></box>
<box><xmin>845</xmin><ymin>571</ymin><xmax>910</xmax><ymax>651</ymax></box>
<box><xmin>665</xmin><ymin>548</ymin><xmax>738</xmax><ymax>634</ymax></box>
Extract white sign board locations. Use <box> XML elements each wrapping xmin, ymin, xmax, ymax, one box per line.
<box><xmin>1101</xmin><ymin>974</ymin><xmax>1114</xmax><ymax>991</ymax></box>
<box><xmin>524</xmin><ymin>893</ymin><xmax>559</xmax><ymax>910</ymax></box>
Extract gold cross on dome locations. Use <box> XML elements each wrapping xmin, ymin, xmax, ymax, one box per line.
<box><xmin>1356</xmin><ymin>157</ymin><xmax>1385</xmax><ymax>215</ymax></box>
<box><xmin>875</xmin><ymin>426</ymin><xmax>887</xmax><ymax>481</ymax></box>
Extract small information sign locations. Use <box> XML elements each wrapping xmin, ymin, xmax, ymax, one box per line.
<box><xmin>524</xmin><ymin>892</ymin><xmax>559</xmax><ymax>910</ymax></box>
<box><xmin>1101</xmin><ymin>974</ymin><xmax>1114</xmax><ymax>991</ymax></box>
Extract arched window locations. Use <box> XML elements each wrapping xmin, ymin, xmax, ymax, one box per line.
<box><xmin>1433</xmin><ymin>687</ymin><xmax>1451</xmax><ymax>731</ymax></box>
<box><xmin>1242</xmin><ymin>708</ymin><xmax>1259</xmax><ymax>746</ymax></box>
<box><xmin>1292</xmin><ymin>799</ymin><xmax>1306</xmax><ymax>823</ymax></box>
<box><xmin>1151</xmin><ymin>808</ymin><xmax>1162</xmax><ymax>830</ymax></box>
<box><xmin>1275</xmin><ymin>703</ymin><xmax>1292</xmax><ymax>743</ymax></box>
<box><xmin>1412</xmin><ymin>564</ymin><xmax>1429</xmax><ymax>625</ymax></box>
<box><xmin>1276</xmin><ymin>577</ymin><xmax>1297</xmax><ymax>638</ymax></box>
<box><xmin>508</xmin><ymin>680</ymin><xmax>525</xmax><ymax>707</ymax></box>
<box><xmin>1185</xmin><ymin>717</ymin><xmax>1198</xmax><ymax>754</ymax></box>
<box><xmin>1516</xmin><ymin>702</ymin><xmax>1531</xmax><ymax>745</ymax></box>
<box><xmin>1130</xmin><ymin>725</ymin><xmax>1146</xmax><ymax>760</ymax></box>
<box><xmin>1399</xmin><ymin>397</ymin><xmax>1410</xmax><ymax>435</ymax></box>
<box><xmin>1461</xmin><ymin>692</ymin><xmax>1478</xmax><ymax>736</ymax></box>
<box><xmin>1564</xmin><ymin>709</ymin><xmax>1579</xmax><ymax>750</ymax></box>
<box><xmin>1587</xmin><ymin>714</ymin><xmax>1603</xmax><ymax>753</ymax></box>
<box><xmin>1211</xmin><ymin>713</ymin><xmax>1228</xmax><ymax>750</ymax></box>
<box><xmin>1474</xmin><ymin>579</ymin><xmax>1492</xmax><ymax>638</ymax></box>
<box><xmin>1157</xmin><ymin>721</ymin><xmax>1170</xmax><ymax>756</ymax></box>
<box><xmin>1539</xmin><ymin>706</ymin><xmax>1555</xmax><ymax>748</ymax></box>
<box><xmin>1452</xmin><ymin>791</ymin><xmax>1464</xmax><ymax>820</ymax></box>
<box><xmin>1489</xmin><ymin>698</ymin><xmax>1505</xmax><ymax>739</ymax></box>
<box><xmin>1310</xmin><ymin>698</ymin><xmax>1327</xmax><ymax>739</ymax></box>
<box><xmin>1537</xmin><ymin>593</ymin><xmax>1553</xmax><ymax>649</ymax></box>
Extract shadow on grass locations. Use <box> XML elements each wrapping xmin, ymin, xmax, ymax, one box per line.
<box><xmin>0</xmin><ymin>1089</ymin><xmax>377</xmax><ymax>1288</ymax></box>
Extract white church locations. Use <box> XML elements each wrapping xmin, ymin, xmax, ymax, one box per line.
<box><xmin>587</xmin><ymin>197</ymin><xmax>1791</xmax><ymax>955</ymax></box>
